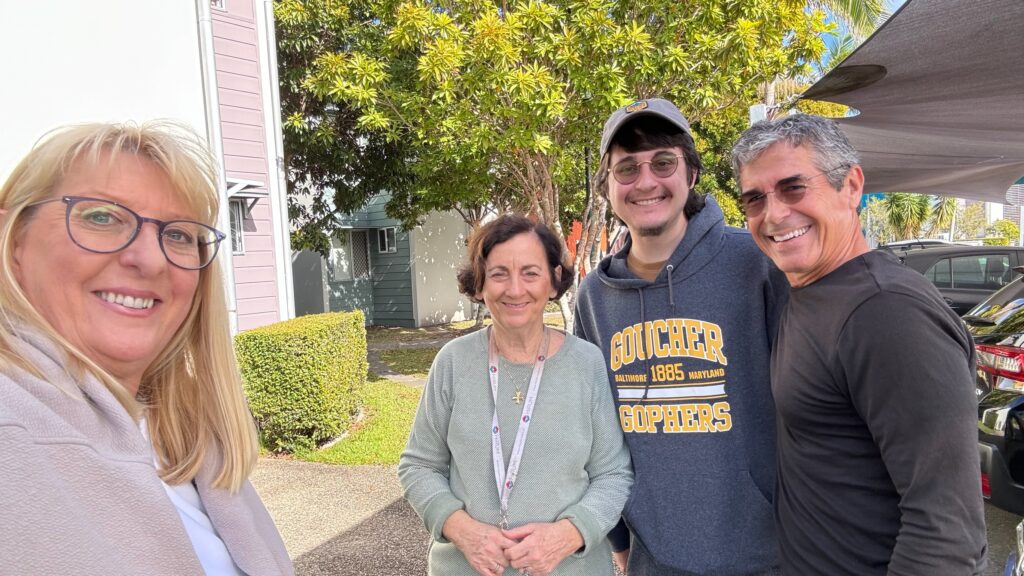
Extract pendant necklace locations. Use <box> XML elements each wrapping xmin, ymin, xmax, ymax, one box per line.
<box><xmin>494</xmin><ymin>328</ymin><xmax>549</xmax><ymax>404</ymax></box>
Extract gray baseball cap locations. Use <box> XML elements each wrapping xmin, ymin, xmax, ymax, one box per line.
<box><xmin>599</xmin><ymin>98</ymin><xmax>693</xmax><ymax>158</ymax></box>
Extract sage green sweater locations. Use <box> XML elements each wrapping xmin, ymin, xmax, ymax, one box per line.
<box><xmin>399</xmin><ymin>329</ymin><xmax>633</xmax><ymax>575</ymax></box>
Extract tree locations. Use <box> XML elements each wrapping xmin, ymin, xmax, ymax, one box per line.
<box><xmin>860</xmin><ymin>196</ymin><xmax>890</xmax><ymax>245</ymax></box>
<box><xmin>283</xmin><ymin>0</ymin><xmax>831</xmax><ymax>326</ymax></box>
<box><xmin>871</xmin><ymin>193</ymin><xmax>967</xmax><ymax>243</ymax></box>
<box><xmin>763</xmin><ymin>0</ymin><xmax>884</xmax><ymax>118</ymax></box>
<box><xmin>880</xmin><ymin>193</ymin><xmax>931</xmax><ymax>239</ymax></box>
<box><xmin>955</xmin><ymin>203</ymin><xmax>987</xmax><ymax>241</ymax></box>
<box><xmin>808</xmin><ymin>0</ymin><xmax>886</xmax><ymax>38</ymax></box>
<box><xmin>275</xmin><ymin>0</ymin><xmax>419</xmax><ymax>255</ymax></box>
<box><xmin>988</xmin><ymin>219</ymin><xmax>1021</xmax><ymax>246</ymax></box>
<box><xmin>926</xmin><ymin>196</ymin><xmax>958</xmax><ymax>238</ymax></box>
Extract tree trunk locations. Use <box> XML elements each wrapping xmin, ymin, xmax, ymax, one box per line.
<box><xmin>559</xmin><ymin>291</ymin><xmax>575</xmax><ymax>335</ymax></box>
<box><xmin>472</xmin><ymin>301</ymin><xmax>487</xmax><ymax>328</ymax></box>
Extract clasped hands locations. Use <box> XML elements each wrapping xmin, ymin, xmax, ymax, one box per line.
<box><xmin>443</xmin><ymin>510</ymin><xmax>583</xmax><ymax>576</ymax></box>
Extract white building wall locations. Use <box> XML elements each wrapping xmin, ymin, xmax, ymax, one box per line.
<box><xmin>410</xmin><ymin>212</ymin><xmax>472</xmax><ymax>327</ymax></box>
<box><xmin>0</xmin><ymin>1</ymin><xmax>208</xmax><ymax>180</ymax></box>
<box><xmin>986</xmin><ymin>202</ymin><xmax>1004</xmax><ymax>225</ymax></box>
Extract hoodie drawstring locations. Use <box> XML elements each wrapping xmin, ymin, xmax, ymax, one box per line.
<box><xmin>666</xmin><ymin>264</ymin><xmax>675</xmax><ymax>310</ymax></box>
<box><xmin>637</xmin><ymin>287</ymin><xmax>650</xmax><ymax>400</ymax></box>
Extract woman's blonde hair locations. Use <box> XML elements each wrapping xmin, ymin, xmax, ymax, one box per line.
<box><xmin>0</xmin><ymin>121</ymin><xmax>258</xmax><ymax>492</ymax></box>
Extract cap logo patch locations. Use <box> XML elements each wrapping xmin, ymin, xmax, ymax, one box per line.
<box><xmin>625</xmin><ymin>101</ymin><xmax>648</xmax><ymax>114</ymax></box>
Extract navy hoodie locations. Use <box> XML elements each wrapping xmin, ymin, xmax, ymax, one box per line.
<box><xmin>574</xmin><ymin>196</ymin><xmax>788</xmax><ymax>575</ymax></box>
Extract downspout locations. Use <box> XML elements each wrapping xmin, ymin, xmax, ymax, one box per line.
<box><xmin>257</xmin><ymin>0</ymin><xmax>296</xmax><ymax>320</ymax></box>
<box><xmin>408</xmin><ymin>227</ymin><xmax>421</xmax><ymax>327</ymax></box>
<box><xmin>196</xmin><ymin>0</ymin><xmax>239</xmax><ymax>333</ymax></box>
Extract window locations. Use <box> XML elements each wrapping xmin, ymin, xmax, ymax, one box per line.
<box><xmin>229</xmin><ymin>199</ymin><xmax>245</xmax><ymax>255</ymax></box>
<box><xmin>331</xmin><ymin>231</ymin><xmax>371</xmax><ymax>281</ymax></box>
<box><xmin>378</xmin><ymin>227</ymin><xmax>397</xmax><ymax>254</ymax></box>
<box><xmin>210</xmin><ymin>0</ymin><xmax>225</xmax><ymax>9</ymax></box>
<box><xmin>925</xmin><ymin>258</ymin><xmax>951</xmax><ymax>288</ymax></box>
<box><xmin>926</xmin><ymin>255</ymin><xmax>1011</xmax><ymax>290</ymax></box>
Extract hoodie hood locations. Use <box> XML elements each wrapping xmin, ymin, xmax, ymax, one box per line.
<box><xmin>597</xmin><ymin>194</ymin><xmax>727</xmax><ymax>290</ymax></box>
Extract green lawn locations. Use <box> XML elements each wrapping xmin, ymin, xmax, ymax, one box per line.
<box><xmin>285</xmin><ymin>312</ymin><xmax>565</xmax><ymax>466</ymax></box>
<box><xmin>376</xmin><ymin>347</ymin><xmax>441</xmax><ymax>377</ymax></box>
<box><xmin>295</xmin><ymin>374</ymin><xmax>422</xmax><ymax>465</ymax></box>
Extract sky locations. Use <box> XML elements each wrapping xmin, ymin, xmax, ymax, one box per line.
<box><xmin>820</xmin><ymin>0</ymin><xmax>908</xmax><ymax>69</ymax></box>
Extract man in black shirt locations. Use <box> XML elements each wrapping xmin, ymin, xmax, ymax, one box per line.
<box><xmin>730</xmin><ymin>115</ymin><xmax>987</xmax><ymax>575</ymax></box>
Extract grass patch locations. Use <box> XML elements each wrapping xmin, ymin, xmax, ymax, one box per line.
<box><xmin>367</xmin><ymin>324</ymin><xmax>475</xmax><ymax>346</ymax></box>
<box><xmin>448</xmin><ymin>312</ymin><xmax>564</xmax><ymax>332</ymax></box>
<box><xmin>368</xmin><ymin>310</ymin><xmax>565</xmax><ymax>345</ymax></box>
<box><xmin>295</xmin><ymin>374</ymin><xmax>422</xmax><ymax>465</ymax></box>
<box><xmin>377</xmin><ymin>347</ymin><xmax>441</xmax><ymax>377</ymax></box>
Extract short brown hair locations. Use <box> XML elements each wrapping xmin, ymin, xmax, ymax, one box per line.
<box><xmin>593</xmin><ymin>116</ymin><xmax>705</xmax><ymax>218</ymax></box>
<box><xmin>457</xmin><ymin>215</ymin><xmax>574</xmax><ymax>304</ymax></box>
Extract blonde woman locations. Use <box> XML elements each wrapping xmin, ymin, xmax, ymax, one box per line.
<box><xmin>0</xmin><ymin>122</ymin><xmax>292</xmax><ymax>575</ymax></box>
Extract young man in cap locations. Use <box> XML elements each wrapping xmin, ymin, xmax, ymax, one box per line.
<box><xmin>731</xmin><ymin>114</ymin><xmax>986</xmax><ymax>574</ymax></box>
<box><xmin>574</xmin><ymin>98</ymin><xmax>788</xmax><ymax>575</ymax></box>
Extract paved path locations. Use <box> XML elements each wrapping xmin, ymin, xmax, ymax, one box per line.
<box><xmin>251</xmin><ymin>338</ymin><xmax>442</xmax><ymax>575</ymax></box>
<box><xmin>252</xmin><ymin>460</ymin><xmax>429</xmax><ymax>575</ymax></box>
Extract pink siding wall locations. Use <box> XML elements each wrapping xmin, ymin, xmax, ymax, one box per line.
<box><xmin>212</xmin><ymin>0</ymin><xmax>280</xmax><ymax>331</ymax></box>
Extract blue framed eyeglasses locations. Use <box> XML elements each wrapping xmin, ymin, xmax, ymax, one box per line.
<box><xmin>28</xmin><ymin>196</ymin><xmax>226</xmax><ymax>270</ymax></box>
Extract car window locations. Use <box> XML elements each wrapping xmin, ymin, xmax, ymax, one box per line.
<box><xmin>927</xmin><ymin>255</ymin><xmax>1011</xmax><ymax>290</ymax></box>
<box><xmin>968</xmin><ymin>282</ymin><xmax>1024</xmax><ymax>336</ymax></box>
<box><xmin>925</xmin><ymin>258</ymin><xmax>952</xmax><ymax>288</ymax></box>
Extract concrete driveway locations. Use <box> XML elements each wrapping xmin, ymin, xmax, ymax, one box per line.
<box><xmin>252</xmin><ymin>459</ymin><xmax>428</xmax><ymax>575</ymax></box>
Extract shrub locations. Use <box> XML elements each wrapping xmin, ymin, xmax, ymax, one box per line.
<box><xmin>236</xmin><ymin>311</ymin><xmax>367</xmax><ymax>453</ymax></box>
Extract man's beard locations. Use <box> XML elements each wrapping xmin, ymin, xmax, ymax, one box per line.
<box><xmin>634</xmin><ymin>222</ymin><xmax>670</xmax><ymax>237</ymax></box>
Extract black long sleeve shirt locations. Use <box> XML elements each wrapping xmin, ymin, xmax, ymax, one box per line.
<box><xmin>772</xmin><ymin>250</ymin><xmax>987</xmax><ymax>575</ymax></box>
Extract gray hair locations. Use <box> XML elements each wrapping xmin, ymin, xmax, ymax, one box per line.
<box><xmin>731</xmin><ymin>114</ymin><xmax>860</xmax><ymax>190</ymax></box>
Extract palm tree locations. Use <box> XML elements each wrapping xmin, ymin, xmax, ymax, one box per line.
<box><xmin>926</xmin><ymin>196</ymin><xmax>958</xmax><ymax>238</ymax></box>
<box><xmin>763</xmin><ymin>1</ymin><xmax>886</xmax><ymax>118</ymax></box>
<box><xmin>809</xmin><ymin>0</ymin><xmax>886</xmax><ymax>38</ymax></box>
<box><xmin>881</xmin><ymin>193</ymin><xmax>932</xmax><ymax>239</ymax></box>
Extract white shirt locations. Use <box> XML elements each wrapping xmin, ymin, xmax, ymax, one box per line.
<box><xmin>140</xmin><ymin>419</ymin><xmax>243</xmax><ymax>575</ymax></box>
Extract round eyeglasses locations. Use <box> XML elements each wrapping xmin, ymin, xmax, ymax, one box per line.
<box><xmin>29</xmin><ymin>196</ymin><xmax>226</xmax><ymax>270</ymax></box>
<box><xmin>609</xmin><ymin>153</ymin><xmax>686</xmax><ymax>185</ymax></box>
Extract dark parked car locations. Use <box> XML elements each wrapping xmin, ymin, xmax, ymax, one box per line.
<box><xmin>877</xmin><ymin>238</ymin><xmax>960</xmax><ymax>251</ymax></box>
<box><xmin>883</xmin><ymin>245</ymin><xmax>1024</xmax><ymax>315</ymax></box>
<box><xmin>964</xmin><ymin>273</ymin><xmax>1024</xmax><ymax>517</ymax></box>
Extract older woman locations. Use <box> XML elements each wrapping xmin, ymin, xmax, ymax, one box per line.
<box><xmin>399</xmin><ymin>215</ymin><xmax>632</xmax><ymax>576</ymax></box>
<box><xmin>0</xmin><ymin>122</ymin><xmax>292</xmax><ymax>575</ymax></box>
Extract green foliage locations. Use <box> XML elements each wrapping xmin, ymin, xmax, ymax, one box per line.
<box><xmin>808</xmin><ymin>0</ymin><xmax>885</xmax><ymax>38</ymax></box>
<box><xmin>983</xmin><ymin>237</ymin><xmax>1010</xmax><ymax>246</ymax></box>
<box><xmin>860</xmin><ymin>197</ymin><xmax>890</xmax><ymax>245</ymax></box>
<box><xmin>275</xmin><ymin>0</ymin><xmax>417</xmax><ymax>255</ymax></box>
<box><xmin>927</xmin><ymin>196</ymin><xmax>957</xmax><ymax>236</ymax></box>
<box><xmin>863</xmin><ymin>194</ymin><xmax>965</xmax><ymax>245</ymax></box>
<box><xmin>295</xmin><ymin>375</ymin><xmax>422</xmax><ymax>465</ymax></box>
<box><xmin>277</xmin><ymin>0</ymin><xmax>831</xmax><ymax>239</ymax></box>
<box><xmin>880</xmin><ymin>193</ymin><xmax>931</xmax><ymax>239</ymax></box>
<box><xmin>955</xmin><ymin>203</ymin><xmax>987</xmax><ymax>241</ymax></box>
<box><xmin>236</xmin><ymin>311</ymin><xmax>368</xmax><ymax>453</ymax></box>
<box><xmin>795</xmin><ymin>98</ymin><xmax>849</xmax><ymax>118</ymax></box>
<box><xmin>988</xmin><ymin>219</ymin><xmax>1021</xmax><ymax>245</ymax></box>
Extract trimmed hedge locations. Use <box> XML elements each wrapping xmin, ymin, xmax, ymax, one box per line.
<box><xmin>236</xmin><ymin>311</ymin><xmax>367</xmax><ymax>453</ymax></box>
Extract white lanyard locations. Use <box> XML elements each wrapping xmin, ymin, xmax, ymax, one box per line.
<box><xmin>488</xmin><ymin>326</ymin><xmax>550</xmax><ymax>530</ymax></box>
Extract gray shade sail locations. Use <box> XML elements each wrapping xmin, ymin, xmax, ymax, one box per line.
<box><xmin>800</xmin><ymin>0</ymin><xmax>1024</xmax><ymax>203</ymax></box>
